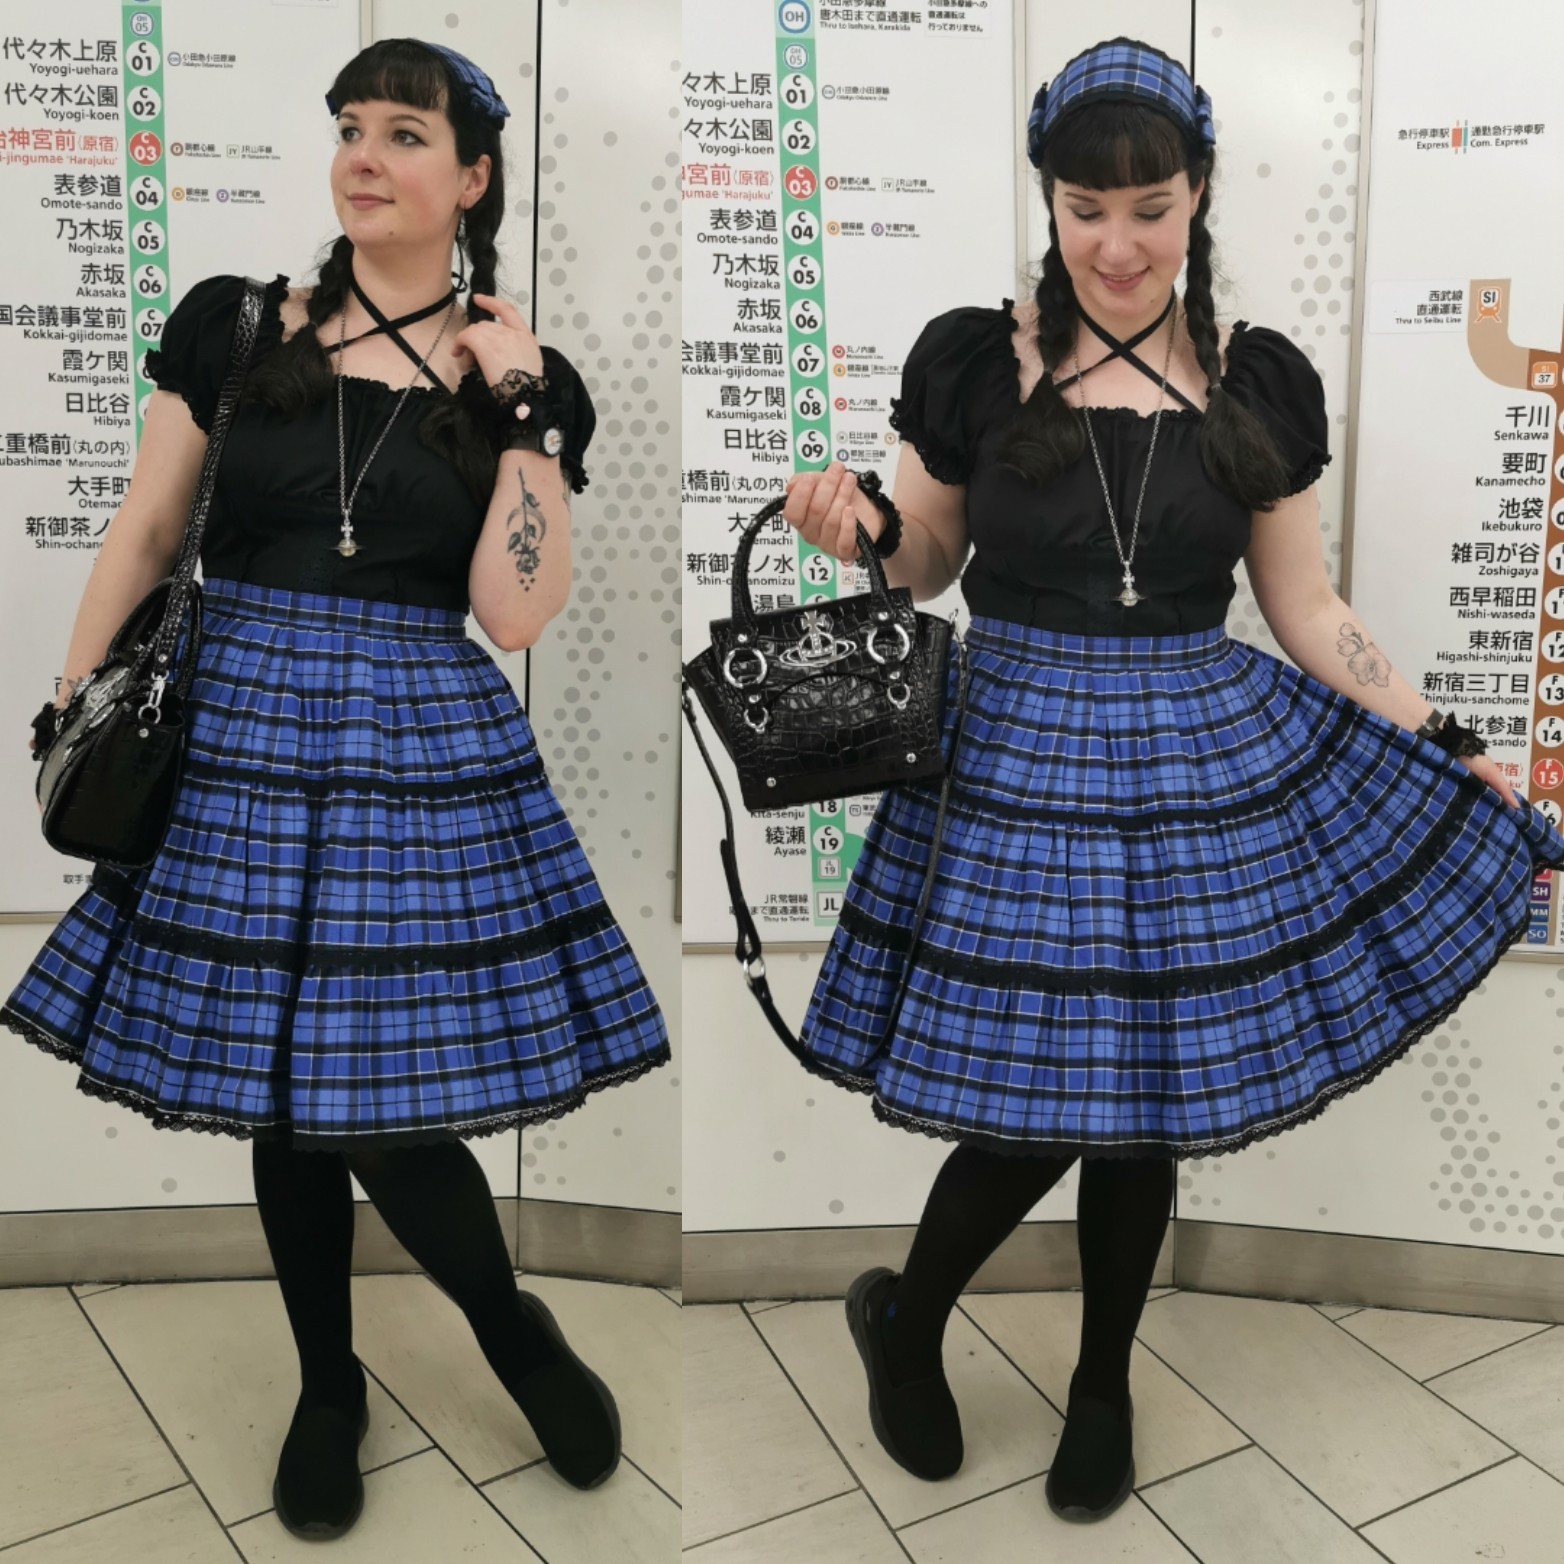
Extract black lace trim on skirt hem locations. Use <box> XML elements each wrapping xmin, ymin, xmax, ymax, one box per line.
<box><xmin>3</xmin><ymin>1008</ymin><xmax>670</xmax><ymax>1146</ymax></box>
<box><xmin>788</xmin><ymin>885</ymin><xmax>1533</xmax><ymax>1160</ymax></box>
<box><xmin>81</xmin><ymin>890</ymin><xmax>619</xmax><ymax>971</ymax></box>
<box><xmin>180</xmin><ymin>753</ymin><xmax>548</xmax><ymax>800</ymax></box>
<box><xmin>840</xmin><ymin>786</ymin><xmax>1521</xmax><ymax>992</ymax></box>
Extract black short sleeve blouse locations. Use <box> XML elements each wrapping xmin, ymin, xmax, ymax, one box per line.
<box><xmin>143</xmin><ymin>272</ymin><xmax>596</xmax><ymax>612</ymax></box>
<box><xmin>888</xmin><ymin>300</ymin><xmax>1332</xmax><ymax>635</ymax></box>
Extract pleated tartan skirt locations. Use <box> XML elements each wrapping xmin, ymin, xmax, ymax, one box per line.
<box><xmin>3</xmin><ymin>578</ymin><xmax>670</xmax><ymax>1148</ymax></box>
<box><xmin>797</xmin><ymin>616</ymin><xmax>1564</xmax><ymax>1158</ymax></box>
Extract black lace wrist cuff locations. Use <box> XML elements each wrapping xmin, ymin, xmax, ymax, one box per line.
<box><xmin>1431</xmin><ymin>718</ymin><xmax>1488</xmax><ymax>758</ymax></box>
<box><xmin>855</xmin><ymin>469</ymin><xmax>903</xmax><ymax>559</ymax></box>
<box><xmin>489</xmin><ymin>369</ymin><xmax>572</xmax><ymax>450</ymax></box>
<box><xmin>488</xmin><ymin>365</ymin><xmax>547</xmax><ymax>409</ymax></box>
<box><xmin>455</xmin><ymin>348</ymin><xmax>591</xmax><ymax>492</ymax></box>
<box><xmin>1419</xmin><ymin>707</ymin><xmax>1488</xmax><ymax>758</ymax></box>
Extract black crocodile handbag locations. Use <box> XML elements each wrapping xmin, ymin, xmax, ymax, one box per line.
<box><xmin>683</xmin><ymin>494</ymin><xmax>957</xmax><ymax>810</ymax></box>
<box><xmin>33</xmin><ymin>274</ymin><xmax>267</xmax><ymax>869</ymax></box>
<box><xmin>682</xmin><ymin>492</ymin><xmax>969</xmax><ymax>1056</ymax></box>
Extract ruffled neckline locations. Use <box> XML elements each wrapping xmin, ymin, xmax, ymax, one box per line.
<box><xmin>264</xmin><ymin>271</ymin><xmax>483</xmax><ymax>398</ymax></box>
<box><xmin>997</xmin><ymin>296</ymin><xmax>1264</xmax><ymax>425</ymax></box>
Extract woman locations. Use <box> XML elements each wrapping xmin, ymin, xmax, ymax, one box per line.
<box><xmin>779</xmin><ymin>37</ymin><xmax>1564</xmax><ymax>1524</ymax></box>
<box><xmin>5</xmin><ymin>39</ymin><xmax>668</xmax><ymax>1540</ymax></box>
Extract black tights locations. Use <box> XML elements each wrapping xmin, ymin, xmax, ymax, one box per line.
<box><xmin>885</xmin><ymin>1143</ymin><xmax>1174</xmax><ymax>1408</ymax></box>
<box><xmin>252</xmin><ymin>1138</ymin><xmax>554</xmax><ymax>1409</ymax></box>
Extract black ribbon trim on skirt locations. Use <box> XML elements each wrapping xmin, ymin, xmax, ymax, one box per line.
<box><xmin>120</xmin><ymin>902</ymin><xmax>620</xmax><ymax>971</ymax></box>
<box><xmin>83</xmin><ymin>864</ymin><xmax>621</xmax><ymax>970</ymax></box>
<box><xmin>179</xmin><ymin>753</ymin><xmax>548</xmax><ymax>799</ymax></box>
<box><xmin>839</xmin><ymin>782</ymin><xmax>1491</xmax><ymax>995</ymax></box>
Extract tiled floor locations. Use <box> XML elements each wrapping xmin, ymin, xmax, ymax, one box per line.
<box><xmin>0</xmin><ymin>1273</ymin><xmax>681</xmax><ymax>1563</ymax></box>
<box><xmin>683</xmin><ymin>1288</ymin><xmax>1564</xmax><ymax>1563</ymax></box>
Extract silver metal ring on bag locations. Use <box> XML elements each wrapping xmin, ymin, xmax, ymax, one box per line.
<box><xmin>866</xmin><ymin>624</ymin><xmax>911</xmax><ymax>665</ymax></box>
<box><xmin>742</xmin><ymin>705</ymin><xmax>770</xmax><ymax>733</ymax></box>
<box><xmin>137</xmin><ymin>672</ymin><xmax>168</xmax><ymax>726</ymax></box>
<box><xmin>723</xmin><ymin>646</ymin><xmax>769</xmax><ymax>688</ymax></box>
<box><xmin>886</xmin><ymin>682</ymin><xmax>911</xmax><ymax>710</ymax></box>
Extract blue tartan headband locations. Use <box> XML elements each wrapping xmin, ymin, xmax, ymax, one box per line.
<box><xmin>326</xmin><ymin>40</ymin><xmax>510</xmax><ymax>129</ymax></box>
<box><xmin>1026</xmin><ymin>37</ymin><xmax>1215</xmax><ymax>169</ymax></box>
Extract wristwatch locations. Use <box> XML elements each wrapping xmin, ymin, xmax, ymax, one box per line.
<box><xmin>504</xmin><ymin>420</ymin><xmax>566</xmax><ymax>458</ymax></box>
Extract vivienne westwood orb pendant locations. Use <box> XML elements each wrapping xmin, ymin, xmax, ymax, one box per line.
<box><xmin>337</xmin><ymin>518</ymin><xmax>359</xmax><ymax>558</ymax></box>
<box><xmin>1117</xmin><ymin>570</ymin><xmax>1142</xmax><ymax>607</ymax></box>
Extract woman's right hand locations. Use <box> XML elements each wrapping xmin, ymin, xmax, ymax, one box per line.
<box><xmin>782</xmin><ymin>461</ymin><xmax>884</xmax><ymax>564</ymax></box>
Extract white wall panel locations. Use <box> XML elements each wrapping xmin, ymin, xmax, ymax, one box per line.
<box><xmin>1185</xmin><ymin>0</ymin><xmax>1564</xmax><ymax>1258</ymax></box>
<box><xmin>521</xmin><ymin>0</ymin><xmax>683</xmax><ymax>1213</ymax></box>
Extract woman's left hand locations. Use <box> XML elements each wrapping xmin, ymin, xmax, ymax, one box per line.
<box><xmin>1457</xmin><ymin>751</ymin><xmax>1522</xmax><ymax>809</ymax></box>
<box><xmin>451</xmin><ymin>292</ymin><xmax>544</xmax><ymax>392</ymax></box>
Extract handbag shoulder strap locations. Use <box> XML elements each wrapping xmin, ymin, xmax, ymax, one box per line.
<box><xmin>150</xmin><ymin>275</ymin><xmax>269</xmax><ymax>677</ymax></box>
<box><xmin>680</xmin><ymin>633</ymin><xmax>970</xmax><ymax>1061</ymax></box>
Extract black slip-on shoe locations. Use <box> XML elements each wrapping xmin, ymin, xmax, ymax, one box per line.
<box><xmin>1044</xmin><ymin>1388</ymin><xmax>1136</xmax><ymax>1523</ymax></box>
<box><xmin>844</xmin><ymin>1266</ymin><xmax>963</xmax><ymax>1480</ymax></box>
<box><xmin>509</xmin><ymin>1290</ymin><xmax>623</xmax><ymax>1489</ymax></box>
<box><xmin>272</xmin><ymin>1365</ymin><xmax>371</xmax><ymax>1541</ymax></box>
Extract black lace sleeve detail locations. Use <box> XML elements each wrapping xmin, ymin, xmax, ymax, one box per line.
<box><xmin>457</xmin><ymin>344</ymin><xmax>596</xmax><ymax>493</ymax></box>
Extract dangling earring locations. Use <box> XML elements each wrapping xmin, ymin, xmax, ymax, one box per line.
<box><xmin>452</xmin><ymin>209</ymin><xmax>468</xmax><ymax>293</ymax></box>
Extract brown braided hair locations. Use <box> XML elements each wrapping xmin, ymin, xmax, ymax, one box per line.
<box><xmin>997</xmin><ymin>101</ymin><xmax>1290</xmax><ymax>510</ymax></box>
<box><xmin>241</xmin><ymin>38</ymin><xmax>508</xmax><ymax>507</ymax></box>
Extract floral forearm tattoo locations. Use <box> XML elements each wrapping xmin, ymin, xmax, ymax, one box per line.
<box><xmin>506</xmin><ymin>472</ymin><xmax>547</xmax><ymax>590</ymax></box>
<box><xmin>1337</xmin><ymin>622</ymin><xmax>1392</xmax><ymax>687</ymax></box>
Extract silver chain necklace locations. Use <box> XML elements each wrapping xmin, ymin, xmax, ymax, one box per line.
<box><xmin>1071</xmin><ymin>295</ymin><xmax>1179</xmax><ymax>607</ymax></box>
<box><xmin>334</xmin><ymin>291</ymin><xmax>458</xmax><ymax>559</ymax></box>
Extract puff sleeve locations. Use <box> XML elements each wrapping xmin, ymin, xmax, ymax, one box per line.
<box><xmin>456</xmin><ymin>344</ymin><xmax>598</xmax><ymax>493</ymax></box>
<box><xmin>143</xmin><ymin>272</ymin><xmax>286</xmax><ymax>434</ymax></box>
<box><xmin>889</xmin><ymin>302</ymin><xmax>1017</xmax><ymax>487</ymax></box>
<box><xmin>1220</xmin><ymin>323</ymin><xmax>1332</xmax><ymax>498</ymax></box>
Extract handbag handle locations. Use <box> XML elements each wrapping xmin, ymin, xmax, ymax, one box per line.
<box><xmin>147</xmin><ymin>276</ymin><xmax>269</xmax><ymax>680</ymax></box>
<box><xmin>730</xmin><ymin>491</ymin><xmax>891</xmax><ymax>631</ymax></box>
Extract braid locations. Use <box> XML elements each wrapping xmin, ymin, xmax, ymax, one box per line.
<box><xmin>460</xmin><ymin>136</ymin><xmax>504</xmax><ymax>323</ymax></box>
<box><xmin>1181</xmin><ymin>186</ymin><xmax>1223</xmax><ymax>390</ymax></box>
<box><xmin>1036</xmin><ymin>212</ymin><xmax>1081</xmax><ymax>386</ymax></box>
<box><xmin>308</xmin><ymin>233</ymin><xmax>355</xmax><ymax>329</ymax></box>
<box><xmin>1183</xmin><ymin>178</ymin><xmax>1291</xmax><ymax>510</ymax></box>
<box><xmin>236</xmin><ymin>232</ymin><xmax>345</xmax><ymax>419</ymax></box>
<box><xmin>995</xmin><ymin>206</ymin><xmax>1086</xmax><ymax>484</ymax></box>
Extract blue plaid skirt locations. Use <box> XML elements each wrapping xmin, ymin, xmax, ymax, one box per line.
<box><xmin>798</xmin><ymin>616</ymin><xmax>1564</xmax><ymax>1158</ymax></box>
<box><xmin>3</xmin><ymin>579</ymin><xmax>669</xmax><ymax>1148</ymax></box>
